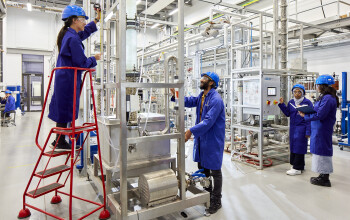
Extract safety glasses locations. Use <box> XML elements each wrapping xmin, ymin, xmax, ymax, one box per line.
<box><xmin>77</xmin><ymin>17</ymin><xmax>87</xmax><ymax>24</ymax></box>
<box><xmin>201</xmin><ymin>76</ymin><xmax>210</xmax><ymax>81</ymax></box>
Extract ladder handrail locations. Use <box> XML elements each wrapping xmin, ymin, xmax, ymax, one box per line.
<box><xmin>35</xmin><ymin>67</ymin><xmax>95</xmax><ymax>151</ymax></box>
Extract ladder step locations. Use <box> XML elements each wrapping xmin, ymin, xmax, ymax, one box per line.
<box><xmin>44</xmin><ymin>151</ymin><xmax>70</xmax><ymax>157</ymax></box>
<box><xmin>53</xmin><ymin>124</ymin><xmax>96</xmax><ymax>135</ymax></box>
<box><xmin>27</xmin><ymin>183</ymin><xmax>64</xmax><ymax>198</ymax></box>
<box><xmin>35</xmin><ymin>165</ymin><xmax>70</xmax><ymax>178</ymax></box>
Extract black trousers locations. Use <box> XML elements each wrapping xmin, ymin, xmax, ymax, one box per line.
<box><xmin>290</xmin><ymin>152</ymin><xmax>305</xmax><ymax>171</ymax></box>
<box><xmin>1</xmin><ymin>112</ymin><xmax>10</xmax><ymax>118</ymax></box>
<box><xmin>198</xmin><ymin>163</ymin><xmax>222</xmax><ymax>200</ymax></box>
<box><xmin>56</xmin><ymin>122</ymin><xmax>68</xmax><ymax>143</ymax></box>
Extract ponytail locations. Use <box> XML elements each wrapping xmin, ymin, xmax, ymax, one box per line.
<box><xmin>317</xmin><ymin>84</ymin><xmax>340</xmax><ymax>107</ymax></box>
<box><xmin>57</xmin><ymin>16</ymin><xmax>77</xmax><ymax>52</ymax></box>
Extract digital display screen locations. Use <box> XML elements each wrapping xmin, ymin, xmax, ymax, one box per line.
<box><xmin>267</xmin><ymin>87</ymin><xmax>276</xmax><ymax>96</ymax></box>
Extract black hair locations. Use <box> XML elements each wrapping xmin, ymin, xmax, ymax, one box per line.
<box><xmin>317</xmin><ymin>84</ymin><xmax>340</xmax><ymax>107</ymax></box>
<box><xmin>57</xmin><ymin>16</ymin><xmax>77</xmax><ymax>52</ymax></box>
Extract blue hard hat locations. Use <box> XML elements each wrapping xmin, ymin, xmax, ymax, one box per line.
<box><xmin>201</xmin><ymin>72</ymin><xmax>220</xmax><ymax>89</ymax></box>
<box><xmin>5</xmin><ymin>90</ymin><xmax>12</xmax><ymax>94</ymax></box>
<box><xmin>316</xmin><ymin>75</ymin><xmax>335</xmax><ymax>85</ymax></box>
<box><xmin>292</xmin><ymin>84</ymin><xmax>305</xmax><ymax>94</ymax></box>
<box><xmin>62</xmin><ymin>5</ymin><xmax>88</xmax><ymax>21</ymax></box>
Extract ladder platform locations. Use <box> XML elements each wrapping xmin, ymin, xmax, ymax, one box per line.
<box><xmin>52</xmin><ymin>124</ymin><xmax>96</xmax><ymax>135</ymax></box>
<box><xmin>35</xmin><ymin>165</ymin><xmax>70</xmax><ymax>178</ymax></box>
<box><xmin>43</xmin><ymin>150</ymin><xmax>70</xmax><ymax>157</ymax></box>
<box><xmin>27</xmin><ymin>183</ymin><xmax>64</xmax><ymax>198</ymax></box>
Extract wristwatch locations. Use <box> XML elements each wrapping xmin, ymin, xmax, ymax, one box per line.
<box><xmin>95</xmin><ymin>18</ymin><xmax>99</xmax><ymax>23</ymax></box>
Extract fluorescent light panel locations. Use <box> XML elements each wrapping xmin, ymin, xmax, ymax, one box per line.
<box><xmin>136</xmin><ymin>0</ymin><xmax>142</xmax><ymax>5</ymax></box>
<box><xmin>143</xmin><ymin>0</ymin><xmax>175</xmax><ymax>15</ymax></box>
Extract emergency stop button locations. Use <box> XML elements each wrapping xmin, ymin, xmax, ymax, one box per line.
<box><xmin>266</xmin><ymin>100</ymin><xmax>271</xmax><ymax>105</ymax></box>
<box><xmin>273</xmin><ymin>100</ymin><xmax>278</xmax><ymax>105</ymax></box>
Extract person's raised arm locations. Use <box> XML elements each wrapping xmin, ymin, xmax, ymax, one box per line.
<box><xmin>278</xmin><ymin>98</ymin><xmax>291</xmax><ymax>117</ymax></box>
<box><xmin>170</xmin><ymin>88</ymin><xmax>200</xmax><ymax>108</ymax></box>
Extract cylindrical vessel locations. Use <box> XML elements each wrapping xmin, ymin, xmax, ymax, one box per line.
<box><xmin>139</xmin><ymin>169</ymin><xmax>178</xmax><ymax>206</ymax></box>
<box><xmin>126</xmin><ymin>0</ymin><xmax>137</xmax><ymax>72</ymax></box>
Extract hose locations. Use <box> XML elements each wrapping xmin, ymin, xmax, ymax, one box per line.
<box><xmin>241</xmin><ymin>153</ymin><xmax>273</xmax><ymax>167</ymax></box>
<box><xmin>141</xmin><ymin>74</ymin><xmax>153</xmax><ymax>133</ymax></box>
<box><xmin>138</xmin><ymin>0</ymin><xmax>148</xmax><ymax>84</ymax></box>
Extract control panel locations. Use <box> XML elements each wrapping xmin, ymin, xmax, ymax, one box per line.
<box><xmin>242</xmin><ymin>76</ymin><xmax>281</xmax><ymax>116</ymax></box>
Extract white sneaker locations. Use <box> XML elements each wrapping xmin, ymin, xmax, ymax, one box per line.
<box><xmin>286</xmin><ymin>168</ymin><xmax>301</xmax><ymax>176</ymax></box>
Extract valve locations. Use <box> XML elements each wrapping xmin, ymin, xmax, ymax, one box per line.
<box><xmin>186</xmin><ymin>169</ymin><xmax>211</xmax><ymax>189</ymax></box>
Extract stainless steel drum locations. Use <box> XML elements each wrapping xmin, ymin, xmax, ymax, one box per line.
<box><xmin>138</xmin><ymin>169</ymin><xmax>178</xmax><ymax>207</ymax></box>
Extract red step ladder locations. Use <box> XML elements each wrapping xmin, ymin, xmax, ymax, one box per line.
<box><xmin>18</xmin><ymin>67</ymin><xmax>110</xmax><ymax>220</ymax></box>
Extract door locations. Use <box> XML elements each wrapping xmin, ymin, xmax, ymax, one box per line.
<box><xmin>22</xmin><ymin>74</ymin><xmax>44</xmax><ymax>112</ymax></box>
<box><xmin>22</xmin><ymin>54</ymin><xmax>44</xmax><ymax>112</ymax></box>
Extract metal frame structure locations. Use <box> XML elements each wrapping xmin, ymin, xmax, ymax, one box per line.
<box><xmin>228</xmin><ymin>6</ymin><xmax>319</xmax><ymax>169</ymax></box>
<box><xmin>111</xmin><ymin>1</ymin><xmax>210</xmax><ymax>219</ymax></box>
<box><xmin>82</xmin><ymin>1</ymin><xmax>210</xmax><ymax>219</ymax></box>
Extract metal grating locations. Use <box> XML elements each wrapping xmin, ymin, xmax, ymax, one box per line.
<box><xmin>27</xmin><ymin>183</ymin><xmax>63</xmax><ymax>197</ymax></box>
<box><xmin>36</xmin><ymin>165</ymin><xmax>70</xmax><ymax>177</ymax></box>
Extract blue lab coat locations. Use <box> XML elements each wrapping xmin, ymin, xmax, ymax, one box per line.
<box><xmin>304</xmin><ymin>94</ymin><xmax>337</xmax><ymax>156</ymax></box>
<box><xmin>48</xmin><ymin>21</ymin><xmax>97</xmax><ymax>123</ymax></box>
<box><xmin>278</xmin><ymin>98</ymin><xmax>312</xmax><ymax>154</ymax></box>
<box><xmin>1</xmin><ymin>95</ymin><xmax>16</xmax><ymax>113</ymax></box>
<box><xmin>178</xmin><ymin>88</ymin><xmax>225</xmax><ymax>170</ymax></box>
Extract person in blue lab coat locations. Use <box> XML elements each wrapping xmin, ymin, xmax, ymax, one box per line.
<box><xmin>0</xmin><ymin>90</ymin><xmax>16</xmax><ymax>118</ymax></box>
<box><xmin>278</xmin><ymin>84</ymin><xmax>312</xmax><ymax>176</ymax></box>
<box><xmin>299</xmin><ymin>75</ymin><xmax>339</xmax><ymax>187</ymax></box>
<box><xmin>48</xmin><ymin>5</ymin><xmax>101</xmax><ymax>150</ymax></box>
<box><xmin>170</xmin><ymin>72</ymin><xmax>225</xmax><ymax>214</ymax></box>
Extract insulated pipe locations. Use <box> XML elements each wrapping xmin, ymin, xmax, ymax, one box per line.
<box><xmin>269</xmin><ymin>139</ymin><xmax>288</xmax><ymax>145</ymax></box>
<box><xmin>140</xmin><ymin>33</ymin><xmax>203</xmax><ymax>57</ymax></box>
<box><xmin>205</xmin><ymin>0</ymin><xmax>342</xmax><ymax>34</ymax></box>
<box><xmin>126</xmin><ymin>0</ymin><xmax>137</xmax><ymax>72</ymax></box>
<box><xmin>209</xmin><ymin>8</ymin><xmax>247</xmax><ymax>23</ymax></box>
<box><xmin>280</xmin><ymin>0</ymin><xmax>288</xmax><ymax>125</ymax></box>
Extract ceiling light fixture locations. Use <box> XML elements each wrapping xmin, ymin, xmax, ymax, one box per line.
<box><xmin>169</xmin><ymin>8</ymin><xmax>178</xmax><ymax>16</ymax></box>
<box><xmin>27</xmin><ymin>3</ymin><xmax>32</xmax><ymax>11</ymax></box>
<box><xmin>151</xmin><ymin>23</ymin><xmax>160</xmax><ymax>29</ymax></box>
<box><xmin>136</xmin><ymin>0</ymin><xmax>142</xmax><ymax>5</ymax></box>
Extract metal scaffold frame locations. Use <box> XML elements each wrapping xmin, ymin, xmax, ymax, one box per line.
<box><xmin>82</xmin><ymin>1</ymin><xmax>210</xmax><ymax>219</ymax></box>
<box><xmin>228</xmin><ymin>6</ymin><xmax>319</xmax><ymax>169</ymax></box>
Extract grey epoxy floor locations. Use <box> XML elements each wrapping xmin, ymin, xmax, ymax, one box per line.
<box><xmin>1</xmin><ymin>112</ymin><xmax>350</xmax><ymax>220</ymax></box>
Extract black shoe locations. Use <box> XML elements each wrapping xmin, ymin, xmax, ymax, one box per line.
<box><xmin>205</xmin><ymin>196</ymin><xmax>222</xmax><ymax>214</ymax></box>
<box><xmin>50</xmin><ymin>140</ymin><xmax>71</xmax><ymax>151</ymax></box>
<box><xmin>310</xmin><ymin>174</ymin><xmax>331</xmax><ymax>187</ymax></box>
